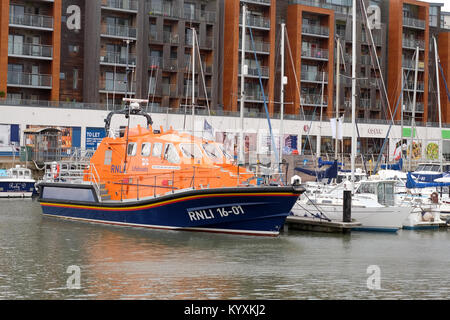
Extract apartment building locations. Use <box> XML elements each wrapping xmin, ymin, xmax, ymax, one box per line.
<box><xmin>222</xmin><ymin>0</ymin><xmax>276</xmax><ymax>115</ymax></box>
<box><xmin>0</xmin><ymin>0</ymin><xmax>61</xmax><ymax>103</ymax></box>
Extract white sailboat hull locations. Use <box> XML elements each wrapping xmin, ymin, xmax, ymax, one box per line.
<box><xmin>292</xmin><ymin>204</ymin><xmax>413</xmax><ymax>232</ymax></box>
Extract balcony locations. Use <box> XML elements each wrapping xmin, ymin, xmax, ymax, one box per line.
<box><xmin>404</xmin><ymin>102</ymin><xmax>425</xmax><ymax>113</ymax></box>
<box><xmin>403</xmin><ymin>16</ymin><xmax>426</xmax><ymax>30</ymax></box>
<box><xmin>101</xmin><ymin>0</ymin><xmax>138</xmax><ymax>12</ymax></box>
<box><xmin>239</xmin><ymin>65</ymin><xmax>270</xmax><ymax>78</ymax></box>
<box><xmin>163</xmin><ymin>31</ymin><xmax>179</xmax><ymax>44</ymax></box>
<box><xmin>402</xmin><ymin>38</ymin><xmax>425</xmax><ymax>50</ymax></box>
<box><xmin>8</xmin><ymin>42</ymin><xmax>53</xmax><ymax>60</ymax></box>
<box><xmin>148</xmin><ymin>56</ymin><xmax>162</xmax><ymax>69</ymax></box>
<box><xmin>148</xmin><ymin>3</ymin><xmax>180</xmax><ymax>19</ymax></box>
<box><xmin>404</xmin><ymin>80</ymin><xmax>425</xmax><ymax>92</ymax></box>
<box><xmin>302</xmin><ymin>24</ymin><xmax>329</xmax><ymax>37</ymax></box>
<box><xmin>301</xmin><ymin>47</ymin><xmax>329</xmax><ymax>60</ymax></box>
<box><xmin>100</xmin><ymin>52</ymin><xmax>137</xmax><ymax>66</ymax></box>
<box><xmin>240</xmin><ymin>14</ymin><xmax>270</xmax><ymax>29</ymax></box>
<box><xmin>301</xmin><ymin>71</ymin><xmax>328</xmax><ymax>83</ymax></box>
<box><xmin>300</xmin><ymin>94</ymin><xmax>328</xmax><ymax>107</ymax></box>
<box><xmin>162</xmin><ymin>59</ymin><xmax>178</xmax><ymax>72</ymax></box>
<box><xmin>101</xmin><ymin>24</ymin><xmax>137</xmax><ymax>39</ymax></box>
<box><xmin>184</xmin><ymin>9</ymin><xmax>216</xmax><ymax>23</ymax></box>
<box><xmin>402</xmin><ymin>59</ymin><xmax>425</xmax><ymax>71</ymax></box>
<box><xmin>239</xmin><ymin>39</ymin><xmax>270</xmax><ymax>53</ymax></box>
<box><xmin>360</xmin><ymin>98</ymin><xmax>371</xmax><ymax>109</ymax></box>
<box><xmin>241</xmin><ymin>0</ymin><xmax>271</xmax><ymax>6</ymax></box>
<box><xmin>99</xmin><ymin>79</ymin><xmax>136</xmax><ymax>93</ymax></box>
<box><xmin>7</xmin><ymin>71</ymin><xmax>52</xmax><ymax>89</ymax></box>
<box><xmin>238</xmin><ymin>88</ymin><xmax>268</xmax><ymax>102</ymax></box>
<box><xmin>9</xmin><ymin>13</ymin><xmax>53</xmax><ymax>31</ymax></box>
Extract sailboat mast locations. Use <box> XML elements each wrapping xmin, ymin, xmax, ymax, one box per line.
<box><xmin>239</xmin><ymin>4</ymin><xmax>247</xmax><ymax>165</ymax></box>
<box><xmin>335</xmin><ymin>36</ymin><xmax>340</xmax><ymax>160</ymax></box>
<box><xmin>408</xmin><ymin>46</ymin><xmax>419</xmax><ymax>172</ymax></box>
<box><xmin>351</xmin><ymin>0</ymin><xmax>356</xmax><ymax>191</ymax></box>
<box><xmin>280</xmin><ymin>22</ymin><xmax>285</xmax><ymax>167</ymax></box>
<box><xmin>192</xmin><ymin>28</ymin><xmax>196</xmax><ymax>137</ymax></box>
<box><xmin>434</xmin><ymin>36</ymin><xmax>443</xmax><ymax>172</ymax></box>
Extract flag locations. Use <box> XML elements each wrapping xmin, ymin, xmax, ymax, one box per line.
<box><xmin>330</xmin><ymin>118</ymin><xmax>337</xmax><ymax>139</ymax></box>
<box><xmin>203</xmin><ymin>119</ymin><xmax>214</xmax><ymax>139</ymax></box>
<box><xmin>337</xmin><ymin>117</ymin><xmax>343</xmax><ymax>140</ymax></box>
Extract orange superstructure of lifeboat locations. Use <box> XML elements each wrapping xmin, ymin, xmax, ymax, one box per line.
<box><xmin>85</xmin><ymin>124</ymin><xmax>257</xmax><ymax>202</ymax></box>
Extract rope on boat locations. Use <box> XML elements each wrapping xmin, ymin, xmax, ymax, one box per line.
<box><xmin>299</xmin><ymin>193</ymin><xmax>331</xmax><ymax>222</ymax></box>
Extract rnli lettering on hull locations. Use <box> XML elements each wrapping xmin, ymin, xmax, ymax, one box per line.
<box><xmin>111</xmin><ymin>165</ymin><xmax>124</xmax><ymax>173</ymax></box>
<box><xmin>188</xmin><ymin>206</ymin><xmax>245</xmax><ymax>221</ymax></box>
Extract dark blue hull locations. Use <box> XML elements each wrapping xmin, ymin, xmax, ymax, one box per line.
<box><xmin>39</xmin><ymin>184</ymin><xmax>304</xmax><ymax>236</ymax></box>
<box><xmin>0</xmin><ymin>181</ymin><xmax>35</xmax><ymax>197</ymax></box>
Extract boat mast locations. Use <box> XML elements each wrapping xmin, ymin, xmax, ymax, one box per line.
<box><xmin>351</xmin><ymin>0</ymin><xmax>356</xmax><ymax>191</ymax></box>
<box><xmin>239</xmin><ymin>4</ymin><xmax>247</xmax><ymax>165</ymax></box>
<box><xmin>335</xmin><ymin>36</ymin><xmax>340</xmax><ymax>160</ymax></box>
<box><xmin>279</xmin><ymin>22</ymin><xmax>286</xmax><ymax>167</ymax></box>
<box><xmin>192</xmin><ymin>28</ymin><xmax>196</xmax><ymax>138</ymax></box>
<box><xmin>408</xmin><ymin>46</ymin><xmax>419</xmax><ymax>172</ymax></box>
<box><xmin>434</xmin><ymin>36</ymin><xmax>443</xmax><ymax>173</ymax></box>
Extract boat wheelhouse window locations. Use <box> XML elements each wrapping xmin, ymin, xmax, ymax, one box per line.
<box><xmin>141</xmin><ymin>143</ymin><xmax>151</xmax><ymax>157</ymax></box>
<box><xmin>377</xmin><ymin>182</ymin><xmax>394</xmax><ymax>206</ymax></box>
<box><xmin>127</xmin><ymin>143</ymin><xmax>137</xmax><ymax>156</ymax></box>
<box><xmin>357</xmin><ymin>182</ymin><xmax>376</xmax><ymax>194</ymax></box>
<box><xmin>180</xmin><ymin>143</ymin><xmax>203</xmax><ymax>159</ymax></box>
<box><xmin>163</xmin><ymin>143</ymin><xmax>180</xmax><ymax>164</ymax></box>
<box><xmin>218</xmin><ymin>145</ymin><xmax>233</xmax><ymax>160</ymax></box>
<box><xmin>202</xmin><ymin>143</ymin><xmax>221</xmax><ymax>160</ymax></box>
<box><xmin>104</xmin><ymin>150</ymin><xmax>112</xmax><ymax>165</ymax></box>
<box><xmin>152</xmin><ymin>143</ymin><xmax>162</xmax><ymax>158</ymax></box>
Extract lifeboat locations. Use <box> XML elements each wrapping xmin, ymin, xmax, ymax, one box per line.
<box><xmin>37</xmin><ymin>100</ymin><xmax>305</xmax><ymax>236</ymax></box>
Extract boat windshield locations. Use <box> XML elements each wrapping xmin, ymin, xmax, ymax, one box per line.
<box><xmin>163</xmin><ymin>143</ymin><xmax>180</xmax><ymax>164</ymax></box>
<box><xmin>180</xmin><ymin>143</ymin><xmax>203</xmax><ymax>159</ymax></box>
<box><xmin>356</xmin><ymin>182</ymin><xmax>376</xmax><ymax>194</ymax></box>
<box><xmin>377</xmin><ymin>182</ymin><xmax>394</xmax><ymax>206</ymax></box>
<box><xmin>218</xmin><ymin>145</ymin><xmax>233</xmax><ymax>160</ymax></box>
<box><xmin>416</xmin><ymin>164</ymin><xmax>440</xmax><ymax>172</ymax></box>
<box><xmin>202</xmin><ymin>143</ymin><xmax>221</xmax><ymax>161</ymax></box>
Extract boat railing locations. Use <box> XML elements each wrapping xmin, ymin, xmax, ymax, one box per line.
<box><xmin>89</xmin><ymin>163</ymin><xmax>102</xmax><ymax>199</ymax></box>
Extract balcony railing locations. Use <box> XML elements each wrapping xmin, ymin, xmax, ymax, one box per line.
<box><xmin>300</xmin><ymin>94</ymin><xmax>328</xmax><ymax>106</ymax></box>
<box><xmin>360</xmin><ymin>98</ymin><xmax>371</xmax><ymax>109</ymax></box>
<box><xmin>148</xmin><ymin>4</ymin><xmax>181</xmax><ymax>18</ymax></box>
<box><xmin>302</xmin><ymin>24</ymin><xmax>329</xmax><ymax>37</ymax></box>
<box><xmin>403</xmin><ymin>16</ymin><xmax>426</xmax><ymax>29</ymax></box>
<box><xmin>301</xmin><ymin>71</ymin><xmax>328</xmax><ymax>82</ymax></box>
<box><xmin>404</xmin><ymin>81</ymin><xmax>425</xmax><ymax>91</ymax></box>
<box><xmin>100</xmin><ymin>79</ymin><xmax>136</xmax><ymax>93</ymax></box>
<box><xmin>9</xmin><ymin>13</ymin><xmax>53</xmax><ymax>30</ymax></box>
<box><xmin>402</xmin><ymin>38</ymin><xmax>425</xmax><ymax>50</ymax></box>
<box><xmin>8</xmin><ymin>42</ymin><xmax>53</xmax><ymax>59</ymax></box>
<box><xmin>289</xmin><ymin>0</ymin><xmax>351</xmax><ymax>15</ymax></box>
<box><xmin>148</xmin><ymin>56</ymin><xmax>162</xmax><ymax>68</ymax></box>
<box><xmin>301</xmin><ymin>47</ymin><xmax>329</xmax><ymax>60</ymax></box>
<box><xmin>241</xmin><ymin>0</ymin><xmax>271</xmax><ymax>5</ymax></box>
<box><xmin>240</xmin><ymin>14</ymin><xmax>270</xmax><ymax>29</ymax></box>
<box><xmin>404</xmin><ymin>102</ymin><xmax>425</xmax><ymax>112</ymax></box>
<box><xmin>102</xmin><ymin>0</ymin><xmax>138</xmax><ymax>11</ymax></box>
<box><xmin>402</xmin><ymin>59</ymin><xmax>425</xmax><ymax>70</ymax></box>
<box><xmin>238</xmin><ymin>89</ymin><xmax>268</xmax><ymax>102</ymax></box>
<box><xmin>184</xmin><ymin>9</ymin><xmax>216</xmax><ymax>23</ymax></box>
<box><xmin>239</xmin><ymin>65</ymin><xmax>270</xmax><ymax>78</ymax></box>
<box><xmin>101</xmin><ymin>24</ymin><xmax>137</xmax><ymax>39</ymax></box>
<box><xmin>239</xmin><ymin>39</ymin><xmax>270</xmax><ymax>53</ymax></box>
<box><xmin>100</xmin><ymin>52</ymin><xmax>137</xmax><ymax>66</ymax></box>
<box><xmin>7</xmin><ymin>71</ymin><xmax>52</xmax><ymax>88</ymax></box>
<box><xmin>163</xmin><ymin>59</ymin><xmax>178</xmax><ymax>71</ymax></box>
<box><xmin>163</xmin><ymin>31</ymin><xmax>179</xmax><ymax>44</ymax></box>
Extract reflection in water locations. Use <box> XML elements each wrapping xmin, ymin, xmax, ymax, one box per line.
<box><xmin>1</xmin><ymin>199</ymin><xmax>450</xmax><ymax>299</ymax></box>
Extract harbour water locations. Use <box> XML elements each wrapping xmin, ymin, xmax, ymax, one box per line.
<box><xmin>1</xmin><ymin>199</ymin><xmax>450</xmax><ymax>300</ymax></box>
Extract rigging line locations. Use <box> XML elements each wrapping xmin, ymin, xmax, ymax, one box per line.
<box><xmin>194</xmin><ymin>31</ymin><xmax>211</xmax><ymax>119</ymax></box>
<box><xmin>248</xmin><ymin>26</ymin><xmax>281</xmax><ymax>181</ymax></box>
<box><xmin>438</xmin><ymin>61</ymin><xmax>450</xmax><ymax>104</ymax></box>
<box><xmin>284</xmin><ymin>26</ymin><xmax>306</xmax><ymax>121</ymax></box>
<box><xmin>301</xmin><ymin>192</ymin><xmax>330</xmax><ymax>220</ymax></box>
<box><xmin>360</xmin><ymin>0</ymin><xmax>393</xmax><ymax>121</ymax></box>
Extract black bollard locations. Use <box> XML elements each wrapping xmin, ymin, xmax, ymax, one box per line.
<box><xmin>343</xmin><ymin>190</ymin><xmax>352</xmax><ymax>222</ymax></box>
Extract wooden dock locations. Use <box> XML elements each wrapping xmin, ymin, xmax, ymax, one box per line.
<box><xmin>284</xmin><ymin>215</ymin><xmax>362</xmax><ymax>234</ymax></box>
